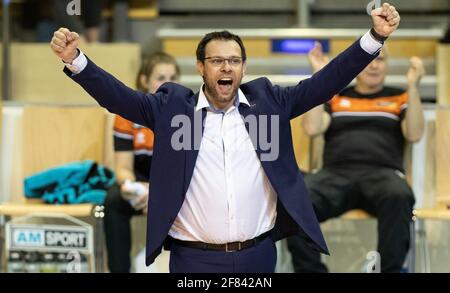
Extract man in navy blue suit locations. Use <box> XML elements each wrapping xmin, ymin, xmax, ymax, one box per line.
<box><xmin>50</xmin><ymin>3</ymin><xmax>401</xmax><ymax>273</ymax></box>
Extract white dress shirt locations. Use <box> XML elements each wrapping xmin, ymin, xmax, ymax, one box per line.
<box><xmin>168</xmin><ymin>88</ymin><xmax>278</xmax><ymax>243</ymax></box>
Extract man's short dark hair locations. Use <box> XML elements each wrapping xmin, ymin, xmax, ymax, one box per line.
<box><xmin>196</xmin><ymin>31</ymin><xmax>247</xmax><ymax>62</ymax></box>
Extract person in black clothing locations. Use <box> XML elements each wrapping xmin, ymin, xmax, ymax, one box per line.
<box><xmin>20</xmin><ymin>0</ymin><xmax>102</xmax><ymax>42</ymax></box>
<box><xmin>53</xmin><ymin>0</ymin><xmax>103</xmax><ymax>42</ymax></box>
<box><xmin>287</xmin><ymin>43</ymin><xmax>425</xmax><ymax>273</ymax></box>
<box><xmin>103</xmin><ymin>52</ymin><xmax>180</xmax><ymax>273</ymax></box>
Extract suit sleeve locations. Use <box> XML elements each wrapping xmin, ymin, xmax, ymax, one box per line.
<box><xmin>64</xmin><ymin>57</ymin><xmax>161</xmax><ymax>130</ymax></box>
<box><xmin>274</xmin><ymin>38</ymin><xmax>378</xmax><ymax>119</ymax></box>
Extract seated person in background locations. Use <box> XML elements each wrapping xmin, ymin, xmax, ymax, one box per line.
<box><xmin>53</xmin><ymin>0</ymin><xmax>103</xmax><ymax>43</ymax></box>
<box><xmin>104</xmin><ymin>52</ymin><xmax>180</xmax><ymax>273</ymax></box>
<box><xmin>287</xmin><ymin>42</ymin><xmax>425</xmax><ymax>273</ymax></box>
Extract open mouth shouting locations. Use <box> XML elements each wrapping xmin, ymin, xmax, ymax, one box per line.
<box><xmin>217</xmin><ymin>77</ymin><xmax>234</xmax><ymax>95</ymax></box>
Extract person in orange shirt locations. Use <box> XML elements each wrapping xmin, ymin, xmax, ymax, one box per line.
<box><xmin>104</xmin><ymin>52</ymin><xmax>180</xmax><ymax>273</ymax></box>
<box><xmin>287</xmin><ymin>43</ymin><xmax>425</xmax><ymax>273</ymax></box>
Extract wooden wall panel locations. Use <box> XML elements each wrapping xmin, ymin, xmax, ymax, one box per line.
<box><xmin>437</xmin><ymin>45</ymin><xmax>450</xmax><ymax>105</ymax></box>
<box><xmin>423</xmin><ymin>120</ymin><xmax>436</xmax><ymax>209</ymax></box>
<box><xmin>22</xmin><ymin>106</ymin><xmax>106</xmax><ymax>178</ymax></box>
<box><xmin>1</xmin><ymin>43</ymin><xmax>140</xmax><ymax>103</ymax></box>
<box><xmin>163</xmin><ymin>39</ymin><xmax>271</xmax><ymax>58</ymax></box>
<box><xmin>436</xmin><ymin>108</ymin><xmax>450</xmax><ymax>206</ymax></box>
<box><xmin>102</xmin><ymin>0</ymin><xmax>158</xmax><ymax>19</ymax></box>
<box><xmin>331</xmin><ymin>39</ymin><xmax>437</xmax><ymax>58</ymax></box>
<box><xmin>2</xmin><ymin>107</ymin><xmax>25</xmax><ymax>203</ymax></box>
<box><xmin>163</xmin><ymin>39</ymin><xmax>200</xmax><ymax>57</ymax></box>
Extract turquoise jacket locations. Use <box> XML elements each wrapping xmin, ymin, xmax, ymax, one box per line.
<box><xmin>24</xmin><ymin>160</ymin><xmax>115</xmax><ymax>205</ymax></box>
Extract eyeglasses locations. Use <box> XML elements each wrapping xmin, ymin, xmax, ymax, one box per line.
<box><xmin>203</xmin><ymin>57</ymin><xmax>243</xmax><ymax>67</ymax></box>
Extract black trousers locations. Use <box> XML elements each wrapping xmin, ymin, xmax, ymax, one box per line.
<box><xmin>104</xmin><ymin>183</ymin><xmax>142</xmax><ymax>273</ymax></box>
<box><xmin>287</xmin><ymin>166</ymin><xmax>415</xmax><ymax>273</ymax></box>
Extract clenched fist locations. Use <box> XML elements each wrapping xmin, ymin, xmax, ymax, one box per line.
<box><xmin>308</xmin><ymin>42</ymin><xmax>330</xmax><ymax>73</ymax></box>
<box><xmin>50</xmin><ymin>28</ymin><xmax>80</xmax><ymax>63</ymax></box>
<box><xmin>371</xmin><ymin>3</ymin><xmax>401</xmax><ymax>38</ymax></box>
<box><xmin>407</xmin><ymin>56</ymin><xmax>425</xmax><ymax>87</ymax></box>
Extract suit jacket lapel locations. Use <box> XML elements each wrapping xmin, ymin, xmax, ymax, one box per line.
<box><xmin>183</xmin><ymin>91</ymin><xmax>274</xmax><ymax>195</ymax></box>
<box><xmin>239</xmin><ymin>92</ymin><xmax>259</xmax><ymax>155</ymax></box>
<box><xmin>183</xmin><ymin>93</ymin><xmax>206</xmax><ymax>194</ymax></box>
<box><xmin>239</xmin><ymin>93</ymin><xmax>274</xmax><ymax>179</ymax></box>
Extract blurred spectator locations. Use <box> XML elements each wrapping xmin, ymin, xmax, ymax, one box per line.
<box><xmin>52</xmin><ymin>0</ymin><xmax>103</xmax><ymax>43</ymax></box>
<box><xmin>287</xmin><ymin>42</ymin><xmax>425</xmax><ymax>273</ymax></box>
<box><xmin>21</xmin><ymin>0</ymin><xmax>103</xmax><ymax>42</ymax></box>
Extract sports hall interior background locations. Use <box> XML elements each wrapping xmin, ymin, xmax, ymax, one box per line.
<box><xmin>0</xmin><ymin>0</ymin><xmax>449</xmax><ymax>273</ymax></box>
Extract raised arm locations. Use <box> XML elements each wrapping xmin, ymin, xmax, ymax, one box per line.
<box><xmin>402</xmin><ymin>56</ymin><xmax>425</xmax><ymax>142</ymax></box>
<box><xmin>308</xmin><ymin>42</ymin><xmax>330</xmax><ymax>74</ymax></box>
<box><xmin>278</xmin><ymin>3</ymin><xmax>401</xmax><ymax>119</ymax></box>
<box><xmin>302</xmin><ymin>42</ymin><xmax>331</xmax><ymax>137</ymax></box>
<box><xmin>50</xmin><ymin>28</ymin><xmax>159</xmax><ymax>129</ymax></box>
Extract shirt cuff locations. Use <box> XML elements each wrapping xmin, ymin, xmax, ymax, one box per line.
<box><xmin>359</xmin><ymin>30</ymin><xmax>383</xmax><ymax>55</ymax></box>
<box><xmin>64</xmin><ymin>50</ymin><xmax>88</xmax><ymax>74</ymax></box>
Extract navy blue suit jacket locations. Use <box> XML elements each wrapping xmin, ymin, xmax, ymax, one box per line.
<box><xmin>65</xmin><ymin>39</ymin><xmax>377</xmax><ymax>265</ymax></box>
